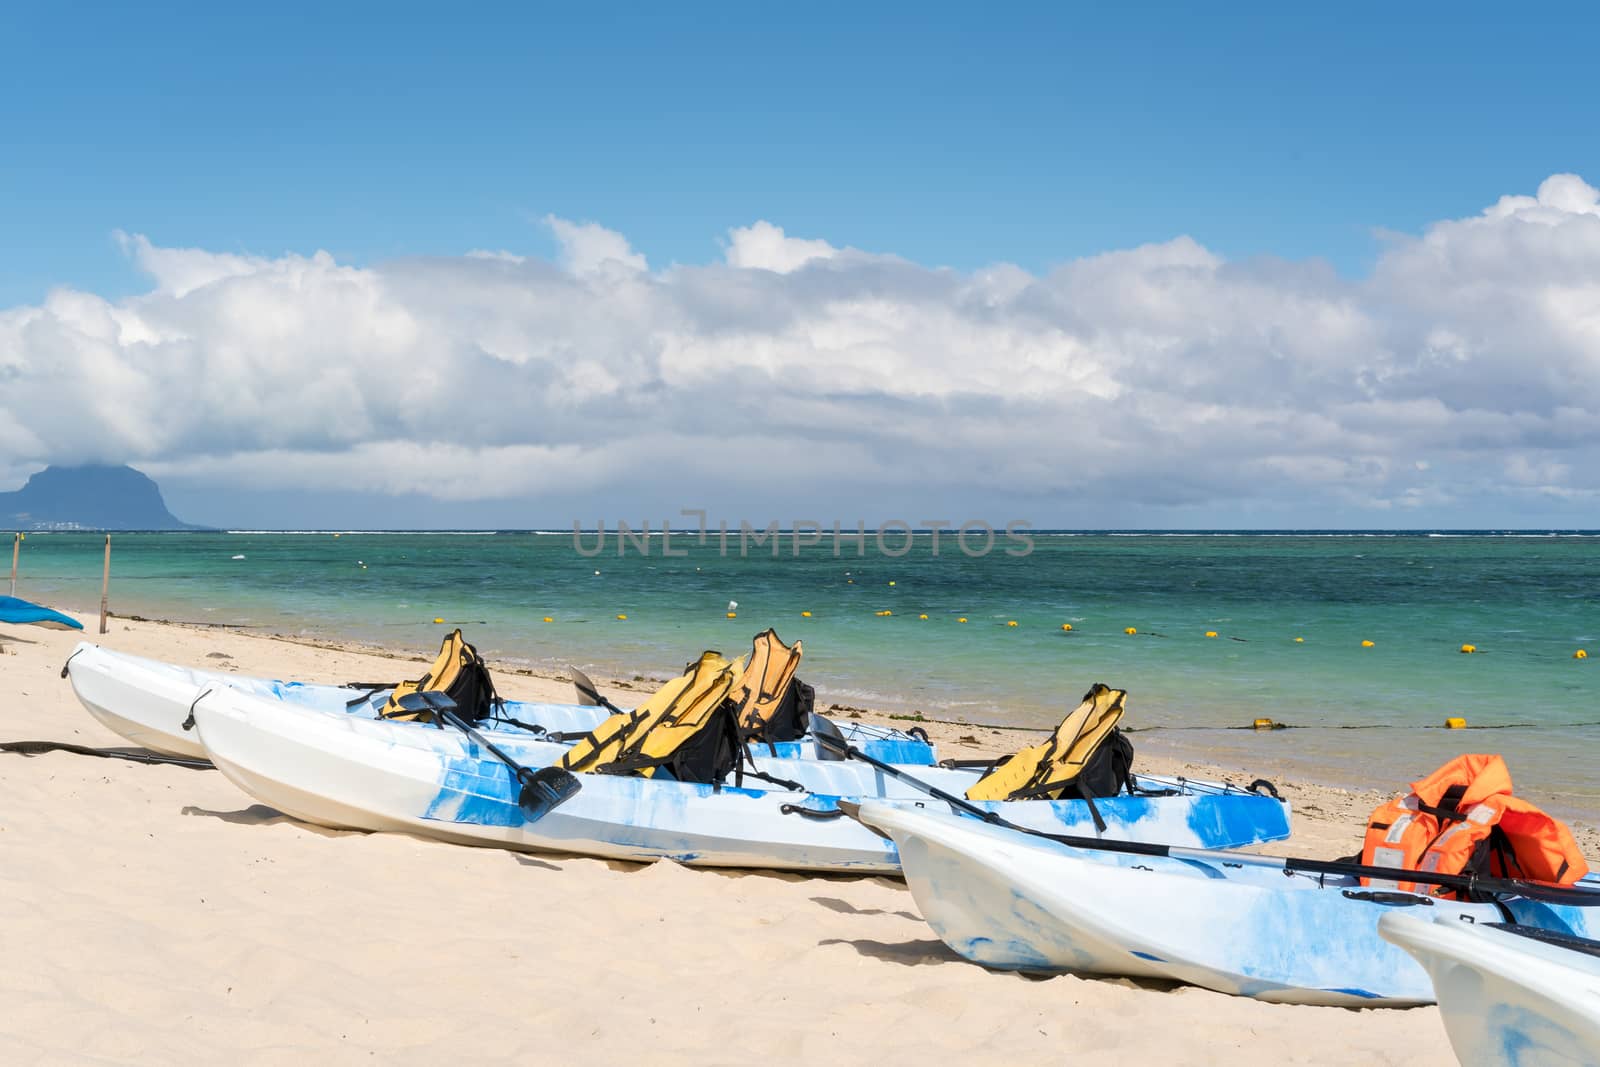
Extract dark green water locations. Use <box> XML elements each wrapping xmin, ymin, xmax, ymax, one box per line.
<box><xmin>10</xmin><ymin>530</ymin><xmax>1599</xmax><ymax>817</ymax></box>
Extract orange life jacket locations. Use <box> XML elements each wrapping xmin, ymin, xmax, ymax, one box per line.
<box><xmin>1361</xmin><ymin>754</ymin><xmax>1588</xmax><ymax>894</ymax></box>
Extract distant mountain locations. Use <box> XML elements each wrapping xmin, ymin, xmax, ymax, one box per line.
<box><xmin>0</xmin><ymin>465</ymin><xmax>204</xmax><ymax>530</ymax></box>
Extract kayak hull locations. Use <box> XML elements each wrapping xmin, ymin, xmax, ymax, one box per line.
<box><xmin>858</xmin><ymin>801</ymin><xmax>1595</xmax><ymax>1006</ymax></box>
<box><xmin>190</xmin><ymin>687</ymin><xmax>1292</xmax><ymax>873</ymax></box>
<box><xmin>1380</xmin><ymin>912</ymin><xmax>1600</xmax><ymax>1066</ymax></box>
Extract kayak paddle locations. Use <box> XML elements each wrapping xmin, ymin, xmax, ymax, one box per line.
<box><xmin>569</xmin><ymin>666</ymin><xmax>624</xmax><ymax>713</ymax></box>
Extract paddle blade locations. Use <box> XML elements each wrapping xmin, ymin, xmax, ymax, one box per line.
<box><xmin>569</xmin><ymin>666</ymin><xmax>603</xmax><ymax>706</ymax></box>
<box><xmin>808</xmin><ymin>712</ymin><xmax>848</xmax><ymax>760</ymax></box>
<box><xmin>518</xmin><ymin>766</ymin><xmax>582</xmax><ymax>821</ymax></box>
<box><xmin>396</xmin><ymin>690</ymin><xmax>458</xmax><ymax>716</ymax></box>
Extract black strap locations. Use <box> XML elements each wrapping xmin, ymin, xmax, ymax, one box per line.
<box><xmin>1076</xmin><ymin>777</ymin><xmax>1108</xmax><ymax>834</ymax></box>
<box><xmin>0</xmin><ymin>740</ymin><xmax>212</xmax><ymax>770</ymax></box>
<box><xmin>59</xmin><ymin>647</ymin><xmax>85</xmax><ymax>679</ymax></box>
<box><xmin>1007</xmin><ymin>773</ymin><xmax>1083</xmax><ymax>801</ymax></box>
<box><xmin>1417</xmin><ymin>782</ymin><xmax>1471</xmax><ymax>822</ymax></box>
<box><xmin>180</xmin><ymin>688</ymin><xmax>213</xmax><ymax>732</ymax></box>
<box><xmin>742</xmin><ymin>768</ymin><xmax>805</xmax><ymax>792</ymax></box>
<box><xmin>486</xmin><ymin>714</ymin><xmax>550</xmax><ymax>738</ymax></box>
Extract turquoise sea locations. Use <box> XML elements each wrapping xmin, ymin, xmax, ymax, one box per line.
<box><xmin>10</xmin><ymin>530</ymin><xmax>1599</xmax><ymax>819</ymax></box>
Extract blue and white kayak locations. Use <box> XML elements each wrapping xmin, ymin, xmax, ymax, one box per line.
<box><xmin>62</xmin><ymin>642</ymin><xmax>934</xmax><ymax>765</ymax></box>
<box><xmin>0</xmin><ymin>595</ymin><xmax>83</xmax><ymax>630</ymax></box>
<box><xmin>1380</xmin><ymin>911</ymin><xmax>1600</xmax><ymax>1065</ymax></box>
<box><xmin>856</xmin><ymin>801</ymin><xmax>1596</xmax><ymax>1006</ymax></box>
<box><xmin>187</xmin><ymin>685</ymin><xmax>1292</xmax><ymax>874</ymax></box>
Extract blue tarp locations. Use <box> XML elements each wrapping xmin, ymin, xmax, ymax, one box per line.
<box><xmin>0</xmin><ymin>595</ymin><xmax>84</xmax><ymax>630</ymax></box>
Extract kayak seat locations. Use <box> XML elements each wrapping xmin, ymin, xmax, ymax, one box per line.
<box><xmin>731</xmin><ymin>628</ymin><xmax>812</xmax><ymax>744</ymax></box>
<box><xmin>559</xmin><ymin>651</ymin><xmax>744</xmax><ymax>785</ymax></box>
<box><xmin>378</xmin><ymin>629</ymin><xmax>502</xmax><ymax>725</ymax></box>
<box><xmin>964</xmin><ymin>684</ymin><xmax>1130</xmax><ymax>802</ymax></box>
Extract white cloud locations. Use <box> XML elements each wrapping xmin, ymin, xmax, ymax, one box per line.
<box><xmin>115</xmin><ymin>230</ymin><xmax>280</xmax><ymax>298</ymax></box>
<box><xmin>465</xmin><ymin>249</ymin><xmax>527</xmax><ymax>264</ymax></box>
<box><xmin>724</xmin><ymin>220</ymin><xmax>839</xmax><ymax>273</ymax></box>
<box><xmin>7</xmin><ymin>178</ymin><xmax>1600</xmax><ymax>522</ymax></box>
<box><xmin>543</xmin><ymin>215</ymin><xmax>647</xmax><ymax>276</ymax></box>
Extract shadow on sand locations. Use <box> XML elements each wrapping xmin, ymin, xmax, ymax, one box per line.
<box><xmin>810</xmin><ymin>894</ymin><xmax>922</xmax><ymax>922</ymax></box>
<box><xmin>817</xmin><ymin>936</ymin><xmax>967</xmax><ymax>966</ymax></box>
<box><xmin>180</xmin><ymin>803</ymin><xmax>364</xmax><ymax>838</ymax></box>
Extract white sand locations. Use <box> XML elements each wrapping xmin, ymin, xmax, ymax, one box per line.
<box><xmin>0</xmin><ymin>615</ymin><xmax>1495</xmax><ymax>1063</ymax></box>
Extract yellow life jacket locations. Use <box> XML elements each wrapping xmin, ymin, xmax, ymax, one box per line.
<box><xmin>559</xmin><ymin>651</ymin><xmax>743</xmax><ymax>782</ymax></box>
<box><xmin>730</xmin><ymin>628</ymin><xmax>805</xmax><ymax>738</ymax></box>
<box><xmin>379</xmin><ymin>629</ymin><xmax>500</xmax><ymax>723</ymax></box>
<box><xmin>965</xmin><ymin>684</ymin><xmax>1128</xmax><ymax>802</ymax></box>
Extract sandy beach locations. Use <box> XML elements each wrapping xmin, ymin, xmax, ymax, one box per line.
<box><xmin>4</xmin><ymin>613</ymin><xmax>1587</xmax><ymax>1064</ymax></box>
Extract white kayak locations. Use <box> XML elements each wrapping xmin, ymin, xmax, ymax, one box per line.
<box><xmin>62</xmin><ymin>642</ymin><xmax>935</xmax><ymax>765</ymax></box>
<box><xmin>186</xmin><ymin>684</ymin><xmax>1293</xmax><ymax>874</ymax></box>
<box><xmin>857</xmin><ymin>801</ymin><xmax>1598</xmax><ymax>1006</ymax></box>
<box><xmin>1380</xmin><ymin>911</ymin><xmax>1600</xmax><ymax>1065</ymax></box>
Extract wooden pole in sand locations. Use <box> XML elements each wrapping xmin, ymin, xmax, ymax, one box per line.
<box><xmin>8</xmin><ymin>532</ymin><xmax>17</xmax><ymax>597</ymax></box>
<box><xmin>99</xmin><ymin>534</ymin><xmax>111</xmax><ymax>635</ymax></box>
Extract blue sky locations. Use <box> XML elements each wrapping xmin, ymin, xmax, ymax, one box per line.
<box><xmin>5</xmin><ymin>3</ymin><xmax>1600</xmax><ymax>528</ymax></box>
<box><xmin>6</xmin><ymin>2</ymin><xmax>1598</xmax><ymax>305</ymax></box>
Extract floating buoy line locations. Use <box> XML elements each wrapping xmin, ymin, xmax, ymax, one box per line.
<box><xmin>498</xmin><ymin>608</ymin><xmax>1594</xmax><ymax>671</ymax></box>
<box><xmin>1124</xmin><ymin>720</ymin><xmax>1600</xmax><ymax>734</ymax></box>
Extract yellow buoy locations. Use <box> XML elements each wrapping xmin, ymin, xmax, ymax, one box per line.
<box><xmin>726</xmin><ymin>612</ymin><xmax>737</xmax><ymax>618</ymax></box>
<box><xmin>1361</xmin><ymin>640</ymin><xmax>1375</xmax><ymax>648</ymax></box>
<box><xmin>801</xmin><ymin>611</ymin><xmax>812</xmax><ymax>618</ymax></box>
<box><xmin>1007</xmin><ymin>620</ymin><xmax>1018</xmax><ymax>627</ymax></box>
<box><xmin>1294</xmin><ymin>637</ymin><xmax>1304</xmax><ymax>643</ymax></box>
<box><xmin>616</xmin><ymin>614</ymin><xmax>628</xmax><ymax>621</ymax></box>
<box><xmin>847</xmin><ymin>579</ymin><xmax>854</xmax><ymax>584</ymax></box>
<box><xmin>542</xmin><ymin>616</ymin><xmax>553</xmax><ymax>623</ymax></box>
<box><xmin>1445</xmin><ymin>717</ymin><xmax>1467</xmax><ymax>729</ymax></box>
<box><xmin>432</xmin><ymin>617</ymin><xmax>445</xmax><ymax>624</ymax></box>
<box><xmin>1205</xmin><ymin>631</ymin><xmax>1218</xmax><ymax>638</ymax></box>
<box><xmin>1252</xmin><ymin>718</ymin><xmax>1279</xmax><ymax>730</ymax></box>
<box><xmin>1576</xmin><ymin>649</ymin><xmax>1589</xmax><ymax>660</ymax></box>
<box><xmin>958</xmin><ymin>617</ymin><xmax>968</xmax><ymax>624</ymax></box>
<box><xmin>918</xmin><ymin>614</ymin><xmax>929</xmax><ymax>620</ymax></box>
<box><xmin>1460</xmin><ymin>644</ymin><xmax>1476</xmax><ymax>654</ymax></box>
<box><xmin>1061</xmin><ymin>623</ymin><xmax>1072</xmax><ymax>631</ymax></box>
<box><xmin>1124</xmin><ymin>627</ymin><xmax>1137</xmax><ymax>635</ymax></box>
<box><xmin>874</xmin><ymin>610</ymin><xmax>892</xmax><ymax>617</ymax></box>
<box><xmin>888</xmin><ymin>580</ymin><xmax>896</xmax><ymax>586</ymax></box>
